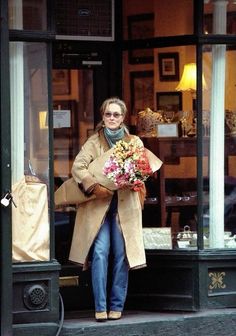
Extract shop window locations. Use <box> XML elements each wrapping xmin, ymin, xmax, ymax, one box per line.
<box><xmin>123</xmin><ymin>0</ymin><xmax>194</xmax><ymax>41</ymax></box>
<box><xmin>203</xmin><ymin>45</ymin><xmax>236</xmax><ymax>249</ymax></box>
<box><xmin>123</xmin><ymin>43</ymin><xmax>198</xmax><ymax>250</ymax></box>
<box><xmin>204</xmin><ymin>1</ymin><xmax>236</xmax><ymax>35</ymax></box>
<box><xmin>123</xmin><ymin>0</ymin><xmax>236</xmax><ymax>251</ymax></box>
<box><xmin>9</xmin><ymin>42</ymin><xmax>50</xmax><ymax>262</ymax></box>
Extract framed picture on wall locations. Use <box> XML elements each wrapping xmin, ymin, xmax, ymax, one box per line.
<box><xmin>158</xmin><ymin>52</ymin><xmax>179</xmax><ymax>81</ymax></box>
<box><xmin>156</xmin><ymin>92</ymin><xmax>182</xmax><ymax>112</ymax></box>
<box><xmin>130</xmin><ymin>71</ymin><xmax>154</xmax><ymax>115</ymax></box>
<box><xmin>128</xmin><ymin>13</ymin><xmax>154</xmax><ymax>64</ymax></box>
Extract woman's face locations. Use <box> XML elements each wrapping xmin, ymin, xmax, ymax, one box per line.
<box><xmin>103</xmin><ymin>103</ymin><xmax>125</xmax><ymax>130</ymax></box>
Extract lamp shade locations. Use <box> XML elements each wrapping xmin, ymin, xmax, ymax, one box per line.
<box><xmin>176</xmin><ymin>63</ymin><xmax>207</xmax><ymax>92</ymax></box>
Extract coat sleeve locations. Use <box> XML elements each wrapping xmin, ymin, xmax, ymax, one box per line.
<box><xmin>71</xmin><ymin>134</ymin><xmax>101</xmax><ymax>192</ymax></box>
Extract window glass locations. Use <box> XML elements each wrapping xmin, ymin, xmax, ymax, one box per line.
<box><xmin>202</xmin><ymin>45</ymin><xmax>236</xmax><ymax>249</ymax></box>
<box><xmin>123</xmin><ymin>0</ymin><xmax>193</xmax><ymax>40</ymax></box>
<box><xmin>123</xmin><ymin>45</ymin><xmax>198</xmax><ymax>250</ymax></box>
<box><xmin>10</xmin><ymin>42</ymin><xmax>50</xmax><ymax>262</ymax></box>
<box><xmin>204</xmin><ymin>1</ymin><xmax>236</xmax><ymax>35</ymax></box>
<box><xmin>8</xmin><ymin>0</ymin><xmax>47</xmax><ymax>30</ymax></box>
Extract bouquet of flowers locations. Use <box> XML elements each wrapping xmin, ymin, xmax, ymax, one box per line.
<box><xmin>103</xmin><ymin>139</ymin><xmax>153</xmax><ymax>191</ymax></box>
<box><xmin>55</xmin><ymin>139</ymin><xmax>162</xmax><ymax>206</ymax></box>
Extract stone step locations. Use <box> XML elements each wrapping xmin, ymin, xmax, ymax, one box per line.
<box><xmin>60</xmin><ymin>309</ymin><xmax>236</xmax><ymax>336</ymax></box>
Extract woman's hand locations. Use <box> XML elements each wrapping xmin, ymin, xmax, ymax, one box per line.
<box><xmin>93</xmin><ymin>184</ymin><xmax>113</xmax><ymax>199</ymax></box>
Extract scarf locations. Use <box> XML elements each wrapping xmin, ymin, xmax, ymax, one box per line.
<box><xmin>104</xmin><ymin>127</ymin><xmax>125</xmax><ymax>148</ymax></box>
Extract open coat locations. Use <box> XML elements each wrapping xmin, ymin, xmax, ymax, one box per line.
<box><xmin>69</xmin><ymin>129</ymin><xmax>147</xmax><ymax>270</ymax></box>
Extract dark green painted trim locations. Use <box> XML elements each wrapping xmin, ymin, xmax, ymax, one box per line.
<box><xmin>196</xmin><ymin>43</ymin><xmax>204</xmax><ymax>250</ymax></box>
<box><xmin>47</xmin><ymin>0</ymin><xmax>56</xmax><ymax>33</ymax></box>
<box><xmin>146</xmin><ymin>249</ymin><xmax>236</xmax><ymax>259</ymax></box>
<box><xmin>9</xmin><ymin>30</ymin><xmax>56</xmax><ymax>42</ymax></box>
<box><xmin>47</xmin><ymin>43</ymin><xmax>56</xmax><ymax>261</ymax></box>
<box><xmin>13</xmin><ymin>260</ymin><xmax>61</xmax><ymax>273</ymax></box>
<box><xmin>0</xmin><ymin>1</ymin><xmax>13</xmax><ymax>335</ymax></box>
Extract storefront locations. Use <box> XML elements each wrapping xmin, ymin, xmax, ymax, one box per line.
<box><xmin>1</xmin><ymin>0</ymin><xmax>236</xmax><ymax>335</ymax></box>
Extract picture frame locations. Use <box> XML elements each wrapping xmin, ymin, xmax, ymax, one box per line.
<box><xmin>156</xmin><ymin>123</ymin><xmax>179</xmax><ymax>138</ymax></box>
<box><xmin>130</xmin><ymin>71</ymin><xmax>154</xmax><ymax>116</ymax></box>
<box><xmin>158</xmin><ymin>52</ymin><xmax>179</xmax><ymax>81</ymax></box>
<box><xmin>128</xmin><ymin>13</ymin><xmax>154</xmax><ymax>64</ymax></box>
<box><xmin>52</xmin><ymin>69</ymin><xmax>71</xmax><ymax>95</ymax></box>
<box><xmin>156</xmin><ymin>91</ymin><xmax>182</xmax><ymax>112</ymax></box>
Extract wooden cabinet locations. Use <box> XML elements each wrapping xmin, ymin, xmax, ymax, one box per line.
<box><xmin>142</xmin><ymin>137</ymin><xmax>198</xmax><ymax>234</ymax></box>
<box><xmin>142</xmin><ymin>137</ymin><xmax>236</xmax><ymax>235</ymax></box>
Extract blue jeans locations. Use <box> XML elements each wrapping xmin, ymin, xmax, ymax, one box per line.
<box><xmin>91</xmin><ymin>194</ymin><xmax>129</xmax><ymax>312</ymax></box>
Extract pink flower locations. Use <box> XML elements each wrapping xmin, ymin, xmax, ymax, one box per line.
<box><xmin>103</xmin><ymin>139</ymin><xmax>153</xmax><ymax>191</ymax></box>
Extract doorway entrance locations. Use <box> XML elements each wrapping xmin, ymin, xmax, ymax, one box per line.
<box><xmin>51</xmin><ymin>38</ymin><xmax>122</xmax><ymax>310</ymax></box>
<box><xmin>53</xmin><ymin>68</ymin><xmax>95</xmax><ymax>310</ymax></box>
<box><xmin>53</xmin><ymin>68</ymin><xmax>94</xmax><ymax>190</ymax></box>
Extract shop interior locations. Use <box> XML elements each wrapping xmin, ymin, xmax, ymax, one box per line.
<box><xmin>52</xmin><ymin>1</ymin><xmax>236</xmax><ymax>274</ymax></box>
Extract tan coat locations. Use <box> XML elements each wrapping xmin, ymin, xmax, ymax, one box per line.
<box><xmin>69</xmin><ymin>130</ymin><xmax>146</xmax><ymax>270</ymax></box>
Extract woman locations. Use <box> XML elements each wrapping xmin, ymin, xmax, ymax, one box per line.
<box><xmin>69</xmin><ymin>97</ymin><xmax>147</xmax><ymax>322</ymax></box>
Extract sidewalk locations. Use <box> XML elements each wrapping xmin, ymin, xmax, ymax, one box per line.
<box><xmin>61</xmin><ymin>308</ymin><xmax>236</xmax><ymax>336</ymax></box>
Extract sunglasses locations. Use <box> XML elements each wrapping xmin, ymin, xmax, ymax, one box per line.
<box><xmin>104</xmin><ymin>112</ymin><xmax>123</xmax><ymax>119</ymax></box>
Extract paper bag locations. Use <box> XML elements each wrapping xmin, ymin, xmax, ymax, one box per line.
<box><xmin>54</xmin><ymin>149</ymin><xmax>118</xmax><ymax>206</ymax></box>
<box><xmin>54</xmin><ymin>177</ymin><xmax>96</xmax><ymax>206</ymax></box>
<box><xmin>12</xmin><ymin>176</ymin><xmax>50</xmax><ymax>261</ymax></box>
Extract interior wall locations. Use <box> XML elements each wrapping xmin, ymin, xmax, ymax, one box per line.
<box><xmin>154</xmin><ymin>0</ymin><xmax>193</xmax><ymax>37</ymax></box>
<box><xmin>122</xmin><ymin>1</ymin><xmax>154</xmax><ymax>122</ymax></box>
<box><xmin>123</xmin><ymin>0</ymin><xmax>195</xmax><ymax>122</ymax></box>
<box><xmin>122</xmin><ymin>1</ymin><xmax>236</xmax><ymax>180</ymax></box>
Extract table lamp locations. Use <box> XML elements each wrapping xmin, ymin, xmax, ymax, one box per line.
<box><xmin>175</xmin><ymin>63</ymin><xmax>207</xmax><ymax>136</ymax></box>
<box><xmin>176</xmin><ymin>62</ymin><xmax>207</xmax><ymax>111</ymax></box>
